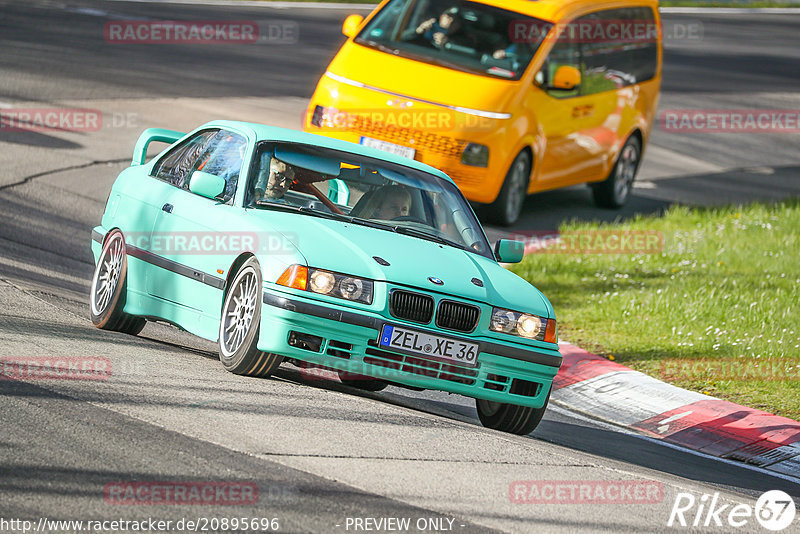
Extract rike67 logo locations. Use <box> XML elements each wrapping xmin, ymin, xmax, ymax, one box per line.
<box><xmin>668</xmin><ymin>490</ymin><xmax>796</xmax><ymax>531</ymax></box>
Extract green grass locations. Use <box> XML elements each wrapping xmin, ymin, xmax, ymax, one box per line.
<box><xmin>510</xmin><ymin>200</ymin><xmax>800</xmax><ymax>419</ymax></box>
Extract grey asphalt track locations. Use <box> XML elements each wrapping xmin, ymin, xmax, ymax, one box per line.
<box><xmin>1</xmin><ymin>1</ymin><xmax>799</xmax><ymax>532</ymax></box>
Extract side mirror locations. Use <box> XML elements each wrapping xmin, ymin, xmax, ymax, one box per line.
<box><xmin>189</xmin><ymin>171</ymin><xmax>226</xmax><ymax>200</ymax></box>
<box><xmin>342</xmin><ymin>14</ymin><xmax>364</xmax><ymax>38</ymax></box>
<box><xmin>549</xmin><ymin>65</ymin><xmax>581</xmax><ymax>91</ymax></box>
<box><xmin>494</xmin><ymin>239</ymin><xmax>525</xmax><ymax>264</ymax></box>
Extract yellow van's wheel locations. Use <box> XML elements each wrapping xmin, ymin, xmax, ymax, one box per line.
<box><xmin>486</xmin><ymin>151</ymin><xmax>530</xmax><ymax>227</ymax></box>
<box><xmin>592</xmin><ymin>136</ymin><xmax>641</xmax><ymax>208</ymax></box>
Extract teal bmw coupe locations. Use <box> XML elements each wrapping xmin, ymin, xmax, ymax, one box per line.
<box><xmin>90</xmin><ymin>120</ymin><xmax>561</xmax><ymax>435</ymax></box>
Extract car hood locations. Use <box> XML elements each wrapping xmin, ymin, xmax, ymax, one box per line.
<box><xmin>255</xmin><ymin>211</ymin><xmax>552</xmax><ymax>318</ymax></box>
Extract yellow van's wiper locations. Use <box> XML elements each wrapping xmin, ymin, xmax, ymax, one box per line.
<box><xmin>361</xmin><ymin>39</ymin><xmax>399</xmax><ymax>55</ymax></box>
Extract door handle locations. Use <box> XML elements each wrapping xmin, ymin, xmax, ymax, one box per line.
<box><xmin>572</xmin><ymin>104</ymin><xmax>594</xmax><ymax>119</ymax></box>
<box><xmin>162</xmin><ymin>203</ymin><xmax>173</xmax><ymax>213</ymax></box>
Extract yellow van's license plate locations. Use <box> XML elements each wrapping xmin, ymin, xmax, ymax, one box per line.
<box><xmin>360</xmin><ymin>137</ymin><xmax>416</xmax><ymax>160</ymax></box>
<box><xmin>379</xmin><ymin>324</ymin><xmax>478</xmax><ymax>367</ymax></box>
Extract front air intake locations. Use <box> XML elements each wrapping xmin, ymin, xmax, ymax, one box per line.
<box><xmin>388</xmin><ymin>290</ymin><xmax>434</xmax><ymax>324</ymax></box>
<box><xmin>436</xmin><ymin>300</ymin><xmax>480</xmax><ymax>333</ymax></box>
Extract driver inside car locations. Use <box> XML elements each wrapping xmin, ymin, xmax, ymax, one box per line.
<box><xmin>367</xmin><ymin>184</ymin><xmax>412</xmax><ymax>220</ymax></box>
<box><xmin>254</xmin><ymin>156</ymin><xmax>295</xmax><ymax>201</ymax></box>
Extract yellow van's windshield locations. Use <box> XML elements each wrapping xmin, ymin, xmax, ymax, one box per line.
<box><xmin>356</xmin><ymin>0</ymin><xmax>547</xmax><ymax>81</ymax></box>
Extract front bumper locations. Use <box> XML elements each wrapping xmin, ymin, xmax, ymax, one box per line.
<box><xmin>259</xmin><ymin>289</ymin><xmax>560</xmax><ymax>409</ymax></box>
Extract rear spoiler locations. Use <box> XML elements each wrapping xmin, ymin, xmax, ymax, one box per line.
<box><xmin>131</xmin><ymin>128</ymin><xmax>185</xmax><ymax>166</ymax></box>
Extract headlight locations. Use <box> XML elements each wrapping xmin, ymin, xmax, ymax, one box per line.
<box><xmin>490</xmin><ymin>307</ymin><xmax>557</xmax><ymax>343</ymax></box>
<box><xmin>277</xmin><ymin>265</ymin><xmax>373</xmax><ymax>305</ymax></box>
<box><xmin>309</xmin><ymin>270</ymin><xmax>336</xmax><ymax>294</ymax></box>
<box><xmin>461</xmin><ymin>143</ymin><xmax>489</xmax><ymax>167</ymax></box>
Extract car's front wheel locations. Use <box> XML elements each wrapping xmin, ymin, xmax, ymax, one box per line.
<box><xmin>591</xmin><ymin>135</ymin><xmax>641</xmax><ymax>208</ymax></box>
<box><xmin>485</xmin><ymin>151</ymin><xmax>531</xmax><ymax>227</ymax></box>
<box><xmin>219</xmin><ymin>258</ymin><xmax>283</xmax><ymax>377</ymax></box>
<box><xmin>90</xmin><ymin>229</ymin><xmax>145</xmax><ymax>335</ymax></box>
<box><xmin>476</xmin><ymin>385</ymin><xmax>550</xmax><ymax>435</ymax></box>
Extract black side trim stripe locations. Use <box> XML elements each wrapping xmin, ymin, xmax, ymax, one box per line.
<box><xmin>262</xmin><ymin>293</ymin><xmax>562</xmax><ymax>369</ymax></box>
<box><xmin>481</xmin><ymin>340</ymin><xmax>562</xmax><ymax>368</ymax></box>
<box><xmin>126</xmin><ymin>244</ymin><xmax>225</xmax><ymax>290</ymax></box>
<box><xmin>263</xmin><ymin>292</ymin><xmax>381</xmax><ymax>330</ymax></box>
<box><xmin>91</xmin><ymin>229</ymin><xmax>103</xmax><ymax>243</ymax></box>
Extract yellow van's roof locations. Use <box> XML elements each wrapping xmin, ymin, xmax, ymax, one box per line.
<box><xmin>455</xmin><ymin>0</ymin><xmax>659</xmax><ymax>22</ymax></box>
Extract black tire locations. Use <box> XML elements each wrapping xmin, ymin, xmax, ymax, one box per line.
<box><xmin>219</xmin><ymin>257</ymin><xmax>283</xmax><ymax>377</ymax></box>
<box><xmin>337</xmin><ymin>371</ymin><xmax>388</xmax><ymax>392</ymax></box>
<box><xmin>476</xmin><ymin>384</ymin><xmax>550</xmax><ymax>435</ymax></box>
<box><xmin>90</xmin><ymin>229</ymin><xmax>146</xmax><ymax>335</ymax></box>
<box><xmin>485</xmin><ymin>151</ymin><xmax>531</xmax><ymax>227</ymax></box>
<box><xmin>592</xmin><ymin>135</ymin><xmax>641</xmax><ymax>209</ymax></box>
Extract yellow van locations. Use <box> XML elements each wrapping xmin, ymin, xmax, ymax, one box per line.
<box><xmin>303</xmin><ymin>0</ymin><xmax>662</xmax><ymax>225</ymax></box>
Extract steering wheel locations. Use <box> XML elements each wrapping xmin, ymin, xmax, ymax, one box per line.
<box><xmin>391</xmin><ymin>215</ymin><xmax>427</xmax><ymax>224</ymax></box>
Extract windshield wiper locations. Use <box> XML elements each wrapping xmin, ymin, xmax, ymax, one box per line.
<box><xmin>392</xmin><ymin>225</ymin><xmax>470</xmax><ymax>251</ymax></box>
<box><xmin>255</xmin><ymin>202</ymin><xmax>350</xmax><ymax>221</ymax></box>
<box><xmin>361</xmin><ymin>39</ymin><xmax>399</xmax><ymax>55</ymax></box>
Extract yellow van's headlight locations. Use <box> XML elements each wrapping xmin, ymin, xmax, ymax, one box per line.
<box><xmin>462</xmin><ymin>143</ymin><xmax>489</xmax><ymax>167</ymax></box>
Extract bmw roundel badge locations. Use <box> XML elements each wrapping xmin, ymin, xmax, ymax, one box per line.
<box><xmin>428</xmin><ymin>277</ymin><xmax>444</xmax><ymax>286</ymax></box>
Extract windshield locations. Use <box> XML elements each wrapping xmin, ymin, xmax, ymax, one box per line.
<box><xmin>355</xmin><ymin>0</ymin><xmax>546</xmax><ymax>80</ymax></box>
<box><xmin>246</xmin><ymin>142</ymin><xmax>493</xmax><ymax>259</ymax></box>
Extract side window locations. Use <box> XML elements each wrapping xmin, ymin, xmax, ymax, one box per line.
<box><xmin>578</xmin><ymin>7</ymin><xmax>658</xmax><ymax>96</ymax></box>
<box><xmin>152</xmin><ymin>130</ymin><xmax>217</xmax><ymax>189</ymax></box>
<box><xmin>537</xmin><ymin>7</ymin><xmax>658</xmax><ymax>98</ymax></box>
<box><xmin>191</xmin><ymin>131</ymin><xmax>248</xmax><ymax>203</ymax></box>
<box><xmin>537</xmin><ymin>39</ymin><xmax>581</xmax><ymax>99</ymax></box>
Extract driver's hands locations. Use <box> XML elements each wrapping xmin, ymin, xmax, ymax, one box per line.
<box><xmin>433</xmin><ymin>32</ymin><xmax>447</xmax><ymax>47</ymax></box>
<box><xmin>416</xmin><ymin>18</ymin><xmax>435</xmax><ymax>33</ymax></box>
<box><xmin>493</xmin><ymin>49</ymin><xmax>507</xmax><ymax>59</ymax></box>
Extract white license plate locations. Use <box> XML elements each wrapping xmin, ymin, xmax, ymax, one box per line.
<box><xmin>379</xmin><ymin>324</ymin><xmax>478</xmax><ymax>367</ymax></box>
<box><xmin>360</xmin><ymin>137</ymin><xmax>416</xmax><ymax>160</ymax></box>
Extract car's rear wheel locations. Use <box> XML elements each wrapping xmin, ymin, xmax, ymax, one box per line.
<box><xmin>485</xmin><ymin>151</ymin><xmax>531</xmax><ymax>227</ymax></box>
<box><xmin>592</xmin><ymin>135</ymin><xmax>641</xmax><ymax>208</ymax></box>
<box><xmin>219</xmin><ymin>258</ymin><xmax>283</xmax><ymax>377</ymax></box>
<box><xmin>338</xmin><ymin>371</ymin><xmax>388</xmax><ymax>392</ymax></box>
<box><xmin>90</xmin><ymin>229</ymin><xmax>146</xmax><ymax>335</ymax></box>
<box><xmin>475</xmin><ymin>384</ymin><xmax>550</xmax><ymax>435</ymax></box>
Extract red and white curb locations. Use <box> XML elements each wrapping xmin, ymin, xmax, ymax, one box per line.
<box><xmin>552</xmin><ymin>342</ymin><xmax>800</xmax><ymax>478</ymax></box>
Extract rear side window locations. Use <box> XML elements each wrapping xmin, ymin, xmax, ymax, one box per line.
<box><xmin>538</xmin><ymin>6</ymin><xmax>658</xmax><ymax>97</ymax></box>
<box><xmin>578</xmin><ymin>7</ymin><xmax>659</xmax><ymax>95</ymax></box>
